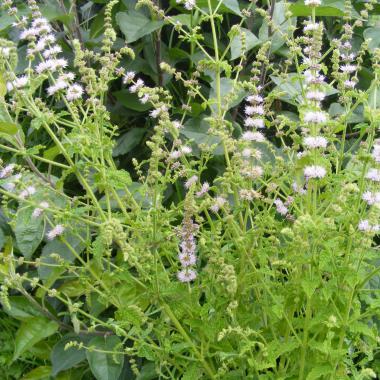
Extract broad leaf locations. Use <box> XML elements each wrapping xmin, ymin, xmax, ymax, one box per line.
<box><xmin>364</xmin><ymin>28</ymin><xmax>380</xmax><ymax>50</ymax></box>
<box><xmin>21</xmin><ymin>366</ymin><xmax>52</xmax><ymax>380</ymax></box>
<box><xmin>51</xmin><ymin>334</ymin><xmax>91</xmax><ymax>376</ymax></box>
<box><xmin>230</xmin><ymin>28</ymin><xmax>260</xmax><ymax>60</ymax></box>
<box><xmin>113</xmin><ymin>128</ymin><xmax>146</xmax><ymax>157</ymax></box>
<box><xmin>13</xmin><ymin>317</ymin><xmax>58</xmax><ymax>361</ymax></box>
<box><xmin>2</xmin><ymin>296</ymin><xmax>43</xmax><ymax>320</ymax></box>
<box><xmin>15</xmin><ymin>206</ymin><xmax>45</xmax><ymax>259</ymax></box>
<box><xmin>86</xmin><ymin>336</ymin><xmax>124</xmax><ymax>380</ymax></box>
<box><xmin>116</xmin><ymin>11</ymin><xmax>164</xmax><ymax>43</ymax></box>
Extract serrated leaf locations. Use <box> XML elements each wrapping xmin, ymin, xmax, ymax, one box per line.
<box><xmin>15</xmin><ymin>206</ymin><xmax>45</xmax><ymax>259</ymax></box>
<box><xmin>306</xmin><ymin>364</ymin><xmax>333</xmax><ymax>380</ymax></box>
<box><xmin>13</xmin><ymin>317</ymin><xmax>58</xmax><ymax>361</ymax></box>
<box><xmin>86</xmin><ymin>336</ymin><xmax>124</xmax><ymax>380</ymax></box>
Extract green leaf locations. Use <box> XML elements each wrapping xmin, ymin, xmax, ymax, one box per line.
<box><xmin>364</xmin><ymin>27</ymin><xmax>380</xmax><ymax>50</ymax></box>
<box><xmin>136</xmin><ymin>363</ymin><xmax>157</xmax><ymax>380</ymax></box>
<box><xmin>13</xmin><ymin>317</ymin><xmax>59</xmax><ymax>361</ymax></box>
<box><xmin>170</xmin><ymin>14</ymin><xmax>192</xmax><ymax>29</ymax></box>
<box><xmin>15</xmin><ymin>206</ymin><xmax>45</xmax><ymax>259</ymax></box>
<box><xmin>21</xmin><ymin>366</ymin><xmax>52</xmax><ymax>380</ymax></box>
<box><xmin>86</xmin><ymin>336</ymin><xmax>124</xmax><ymax>380</ymax></box>
<box><xmin>290</xmin><ymin>0</ymin><xmax>360</xmax><ymax>17</ymax></box>
<box><xmin>113</xmin><ymin>128</ymin><xmax>146</xmax><ymax>157</ymax></box>
<box><xmin>2</xmin><ymin>296</ymin><xmax>43</xmax><ymax>320</ymax></box>
<box><xmin>113</xmin><ymin>90</ymin><xmax>153</xmax><ymax>112</ymax></box>
<box><xmin>38</xmin><ymin>233</ymin><xmax>85</xmax><ymax>281</ymax></box>
<box><xmin>51</xmin><ymin>334</ymin><xmax>90</xmax><ymax>376</ymax></box>
<box><xmin>116</xmin><ymin>11</ymin><xmax>164</xmax><ymax>43</ymax></box>
<box><xmin>0</xmin><ymin>72</ymin><xmax>6</xmax><ymax>98</ymax></box>
<box><xmin>196</xmin><ymin>0</ymin><xmax>241</xmax><ymax>15</ymax></box>
<box><xmin>0</xmin><ymin>121</ymin><xmax>19</xmax><ymax>135</ymax></box>
<box><xmin>306</xmin><ymin>364</ymin><xmax>333</xmax><ymax>380</ymax></box>
<box><xmin>271</xmin><ymin>73</ymin><xmax>338</xmax><ymax>106</ymax></box>
<box><xmin>230</xmin><ymin>28</ymin><xmax>260</xmax><ymax>60</ymax></box>
<box><xmin>209</xmin><ymin>77</ymin><xmax>248</xmax><ymax>111</ymax></box>
<box><xmin>181</xmin><ymin>118</ymin><xmax>224</xmax><ymax>155</ymax></box>
<box><xmin>259</xmin><ymin>1</ymin><xmax>295</xmax><ymax>51</ymax></box>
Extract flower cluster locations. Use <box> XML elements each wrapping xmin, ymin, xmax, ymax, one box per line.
<box><xmin>177</xmin><ymin>215</ymin><xmax>198</xmax><ymax>282</ymax></box>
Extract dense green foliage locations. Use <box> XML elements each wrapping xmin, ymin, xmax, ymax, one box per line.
<box><xmin>0</xmin><ymin>0</ymin><xmax>380</xmax><ymax>379</ymax></box>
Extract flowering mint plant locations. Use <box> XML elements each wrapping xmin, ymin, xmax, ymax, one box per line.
<box><xmin>0</xmin><ymin>0</ymin><xmax>380</xmax><ymax>378</ymax></box>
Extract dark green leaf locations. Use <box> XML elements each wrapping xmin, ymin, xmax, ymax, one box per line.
<box><xmin>113</xmin><ymin>128</ymin><xmax>146</xmax><ymax>157</ymax></box>
<box><xmin>116</xmin><ymin>11</ymin><xmax>164</xmax><ymax>43</ymax></box>
<box><xmin>51</xmin><ymin>334</ymin><xmax>90</xmax><ymax>376</ymax></box>
<box><xmin>86</xmin><ymin>336</ymin><xmax>124</xmax><ymax>380</ymax></box>
<box><xmin>13</xmin><ymin>317</ymin><xmax>58</xmax><ymax>361</ymax></box>
<box><xmin>230</xmin><ymin>28</ymin><xmax>260</xmax><ymax>60</ymax></box>
<box><xmin>15</xmin><ymin>206</ymin><xmax>45</xmax><ymax>259</ymax></box>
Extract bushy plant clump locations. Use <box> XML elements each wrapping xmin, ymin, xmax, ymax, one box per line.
<box><xmin>0</xmin><ymin>0</ymin><xmax>380</xmax><ymax>378</ymax></box>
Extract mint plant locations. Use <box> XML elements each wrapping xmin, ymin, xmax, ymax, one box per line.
<box><xmin>0</xmin><ymin>0</ymin><xmax>380</xmax><ymax>378</ymax></box>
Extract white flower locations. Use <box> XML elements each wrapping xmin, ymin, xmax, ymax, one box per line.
<box><xmin>181</xmin><ymin>146</ymin><xmax>192</xmax><ymax>154</ymax></box>
<box><xmin>66</xmin><ymin>83</ymin><xmax>83</xmax><ymax>101</ymax></box>
<box><xmin>306</xmin><ymin>91</ymin><xmax>326</xmax><ymax>102</ymax></box>
<box><xmin>304</xmin><ymin>70</ymin><xmax>325</xmax><ymax>85</ymax></box>
<box><xmin>20</xmin><ymin>27</ymin><xmax>39</xmax><ymax>40</ymax></box>
<box><xmin>177</xmin><ymin>268</ymin><xmax>197</xmax><ymax>283</ymax></box>
<box><xmin>19</xmin><ymin>185</ymin><xmax>36</xmax><ymax>200</ymax></box>
<box><xmin>241</xmin><ymin>166</ymin><xmax>263</xmax><ymax>179</ymax></box>
<box><xmin>245</xmin><ymin>105</ymin><xmax>264</xmax><ymax>116</ymax></box>
<box><xmin>303</xmin><ymin>136</ymin><xmax>328</xmax><ymax>149</ymax></box>
<box><xmin>150</xmin><ymin>105</ymin><xmax>168</xmax><ymax>118</ymax></box>
<box><xmin>47</xmin><ymin>224</ymin><xmax>65</xmax><ymax>240</ymax></box>
<box><xmin>185</xmin><ymin>175</ymin><xmax>198</xmax><ymax>189</ymax></box>
<box><xmin>304</xmin><ymin>165</ymin><xmax>326</xmax><ymax>179</ymax></box>
<box><xmin>241</xmin><ymin>131</ymin><xmax>265</xmax><ymax>142</ymax></box>
<box><xmin>184</xmin><ymin>0</ymin><xmax>196</xmax><ymax>10</ymax></box>
<box><xmin>303</xmin><ymin>22</ymin><xmax>322</xmax><ymax>32</ymax></box>
<box><xmin>129</xmin><ymin>79</ymin><xmax>144</xmax><ymax>93</ymax></box>
<box><xmin>35</xmin><ymin>58</ymin><xmax>68</xmax><ymax>74</ymax></box>
<box><xmin>0</xmin><ymin>47</ymin><xmax>10</xmax><ymax>58</ymax></box>
<box><xmin>241</xmin><ymin>148</ymin><xmax>252</xmax><ymax>158</ymax></box>
<box><xmin>340</xmin><ymin>64</ymin><xmax>357</xmax><ymax>73</ymax></box>
<box><xmin>358</xmin><ymin>219</ymin><xmax>370</xmax><ymax>231</ymax></box>
<box><xmin>246</xmin><ymin>95</ymin><xmax>263</xmax><ymax>103</ymax></box>
<box><xmin>7</xmin><ymin>76</ymin><xmax>28</xmax><ymax>91</ymax></box>
<box><xmin>210</xmin><ymin>196</ymin><xmax>227</xmax><ymax>213</ymax></box>
<box><xmin>344</xmin><ymin>80</ymin><xmax>356</xmax><ymax>89</ymax></box>
<box><xmin>43</xmin><ymin>45</ymin><xmax>62</xmax><ymax>58</ymax></box>
<box><xmin>292</xmin><ymin>182</ymin><xmax>307</xmax><ymax>195</ymax></box>
<box><xmin>0</xmin><ymin>164</ymin><xmax>15</xmax><ymax>179</ymax></box>
<box><xmin>244</xmin><ymin>118</ymin><xmax>265</xmax><ymax>128</ymax></box>
<box><xmin>304</xmin><ymin>0</ymin><xmax>321</xmax><ymax>5</ymax></box>
<box><xmin>172</xmin><ymin>121</ymin><xmax>183</xmax><ymax>129</ymax></box>
<box><xmin>362</xmin><ymin>191</ymin><xmax>380</xmax><ymax>205</ymax></box>
<box><xmin>303</xmin><ymin>111</ymin><xmax>328</xmax><ymax>124</ymax></box>
<box><xmin>32</xmin><ymin>201</ymin><xmax>49</xmax><ymax>218</ymax></box>
<box><xmin>31</xmin><ymin>17</ymin><xmax>49</xmax><ymax>28</ymax></box>
<box><xmin>196</xmin><ymin>182</ymin><xmax>209</xmax><ymax>197</ymax></box>
<box><xmin>274</xmin><ymin>199</ymin><xmax>288</xmax><ymax>215</ymax></box>
<box><xmin>358</xmin><ymin>220</ymin><xmax>379</xmax><ymax>233</ymax></box>
<box><xmin>123</xmin><ymin>71</ymin><xmax>135</xmax><ymax>84</ymax></box>
<box><xmin>139</xmin><ymin>94</ymin><xmax>150</xmax><ymax>104</ymax></box>
<box><xmin>366</xmin><ymin>168</ymin><xmax>380</xmax><ymax>182</ymax></box>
